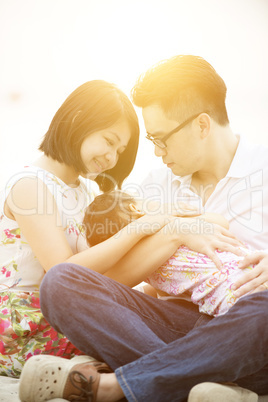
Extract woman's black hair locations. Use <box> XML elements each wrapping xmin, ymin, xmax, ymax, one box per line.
<box><xmin>39</xmin><ymin>80</ymin><xmax>140</xmax><ymax>191</ymax></box>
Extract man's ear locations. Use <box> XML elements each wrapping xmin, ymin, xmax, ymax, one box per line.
<box><xmin>129</xmin><ymin>203</ymin><xmax>143</xmax><ymax>215</ymax></box>
<box><xmin>197</xmin><ymin>113</ymin><xmax>211</xmax><ymax>139</ymax></box>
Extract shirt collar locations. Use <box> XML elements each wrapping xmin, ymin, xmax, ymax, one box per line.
<box><xmin>172</xmin><ymin>174</ymin><xmax>191</xmax><ymax>186</ymax></box>
<box><xmin>225</xmin><ymin>135</ymin><xmax>253</xmax><ymax>178</ymax></box>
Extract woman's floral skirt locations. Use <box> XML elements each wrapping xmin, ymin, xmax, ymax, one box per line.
<box><xmin>0</xmin><ymin>291</ymin><xmax>83</xmax><ymax>377</ymax></box>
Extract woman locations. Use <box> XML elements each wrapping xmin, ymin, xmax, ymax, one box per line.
<box><xmin>0</xmin><ymin>80</ymin><xmax>142</xmax><ymax>376</ymax></box>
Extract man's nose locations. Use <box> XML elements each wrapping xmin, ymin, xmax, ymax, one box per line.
<box><xmin>154</xmin><ymin>145</ymin><xmax>167</xmax><ymax>157</ymax></box>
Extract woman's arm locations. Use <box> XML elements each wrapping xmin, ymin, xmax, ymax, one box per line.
<box><xmin>198</xmin><ymin>212</ymin><xmax>229</xmax><ymax>229</ymax></box>
<box><xmin>7</xmin><ymin>178</ymin><xmax>242</xmax><ymax>283</ymax></box>
<box><xmin>162</xmin><ymin>202</ymin><xmax>229</xmax><ymax>229</ymax></box>
<box><xmin>104</xmin><ymin>217</ymin><xmax>244</xmax><ymax>287</ymax></box>
<box><xmin>105</xmin><ymin>226</ymin><xmax>182</xmax><ymax>285</ymax></box>
<box><xmin>6</xmin><ymin>177</ymin><xmax>172</xmax><ymax>273</ymax></box>
<box><xmin>173</xmin><ymin>207</ymin><xmax>229</xmax><ymax>229</ymax></box>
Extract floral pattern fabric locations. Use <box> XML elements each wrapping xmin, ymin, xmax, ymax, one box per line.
<box><xmin>146</xmin><ymin>245</ymin><xmax>256</xmax><ymax>317</ymax></box>
<box><xmin>0</xmin><ymin>291</ymin><xmax>83</xmax><ymax>377</ymax></box>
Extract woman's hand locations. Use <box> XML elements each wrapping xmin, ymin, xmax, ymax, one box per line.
<box><xmin>171</xmin><ymin>202</ymin><xmax>203</xmax><ymax>217</ymax></box>
<box><xmin>166</xmin><ymin>218</ymin><xmax>245</xmax><ymax>270</ymax></box>
<box><xmin>130</xmin><ymin>213</ymin><xmax>175</xmax><ymax>236</ymax></box>
<box><xmin>141</xmin><ymin>200</ymin><xmax>202</xmax><ymax>217</ymax></box>
<box><xmin>232</xmin><ymin>251</ymin><xmax>268</xmax><ymax>297</ymax></box>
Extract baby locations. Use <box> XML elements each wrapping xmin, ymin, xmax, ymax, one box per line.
<box><xmin>83</xmin><ymin>191</ymin><xmax>255</xmax><ymax>317</ymax></box>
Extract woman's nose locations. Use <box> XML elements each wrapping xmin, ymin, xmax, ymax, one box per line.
<box><xmin>105</xmin><ymin>150</ymin><xmax>118</xmax><ymax>167</ymax></box>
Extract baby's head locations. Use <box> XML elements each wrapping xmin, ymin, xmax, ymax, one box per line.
<box><xmin>83</xmin><ymin>191</ymin><xmax>143</xmax><ymax>246</ymax></box>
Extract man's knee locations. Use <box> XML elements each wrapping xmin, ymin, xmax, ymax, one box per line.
<box><xmin>236</xmin><ymin>292</ymin><xmax>268</xmax><ymax>333</ymax></box>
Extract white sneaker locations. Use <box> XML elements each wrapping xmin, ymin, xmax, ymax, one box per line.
<box><xmin>188</xmin><ymin>382</ymin><xmax>258</xmax><ymax>402</ymax></box>
<box><xmin>19</xmin><ymin>355</ymin><xmax>111</xmax><ymax>402</ymax></box>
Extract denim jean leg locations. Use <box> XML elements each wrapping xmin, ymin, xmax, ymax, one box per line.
<box><xmin>116</xmin><ymin>291</ymin><xmax>268</xmax><ymax>402</ymax></box>
<box><xmin>40</xmin><ymin>263</ymin><xmax>208</xmax><ymax>370</ymax></box>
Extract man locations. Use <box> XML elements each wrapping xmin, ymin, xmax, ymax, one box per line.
<box><xmin>133</xmin><ymin>55</ymin><xmax>268</xmax><ymax>250</ymax></box>
<box><xmin>131</xmin><ymin>55</ymin><xmax>268</xmax><ymax>400</ymax></box>
<box><xmin>19</xmin><ymin>56</ymin><xmax>268</xmax><ymax>402</ymax></box>
<box><xmin>131</xmin><ymin>54</ymin><xmax>268</xmax><ymax>291</ymax></box>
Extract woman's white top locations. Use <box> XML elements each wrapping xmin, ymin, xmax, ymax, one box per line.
<box><xmin>0</xmin><ymin>166</ymin><xmax>93</xmax><ymax>292</ymax></box>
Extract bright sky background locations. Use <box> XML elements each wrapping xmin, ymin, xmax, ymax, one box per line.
<box><xmin>0</xmin><ymin>0</ymin><xmax>268</xmax><ymax>189</ymax></box>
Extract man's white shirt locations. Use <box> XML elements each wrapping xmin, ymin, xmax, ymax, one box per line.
<box><xmin>139</xmin><ymin>136</ymin><xmax>268</xmax><ymax>250</ymax></box>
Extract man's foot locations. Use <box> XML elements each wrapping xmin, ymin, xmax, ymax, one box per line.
<box><xmin>188</xmin><ymin>382</ymin><xmax>258</xmax><ymax>402</ymax></box>
<box><xmin>19</xmin><ymin>355</ymin><xmax>112</xmax><ymax>402</ymax></box>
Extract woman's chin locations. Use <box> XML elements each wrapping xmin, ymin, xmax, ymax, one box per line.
<box><xmin>80</xmin><ymin>171</ymin><xmax>98</xmax><ymax>180</ymax></box>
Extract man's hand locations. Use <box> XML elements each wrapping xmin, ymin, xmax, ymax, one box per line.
<box><xmin>232</xmin><ymin>251</ymin><xmax>268</xmax><ymax>297</ymax></box>
<box><xmin>166</xmin><ymin>219</ymin><xmax>245</xmax><ymax>270</ymax></box>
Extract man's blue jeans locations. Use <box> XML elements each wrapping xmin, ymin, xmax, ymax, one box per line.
<box><xmin>40</xmin><ymin>263</ymin><xmax>268</xmax><ymax>402</ymax></box>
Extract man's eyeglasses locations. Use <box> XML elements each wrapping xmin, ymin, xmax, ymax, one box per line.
<box><xmin>145</xmin><ymin>112</ymin><xmax>204</xmax><ymax>149</ymax></box>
